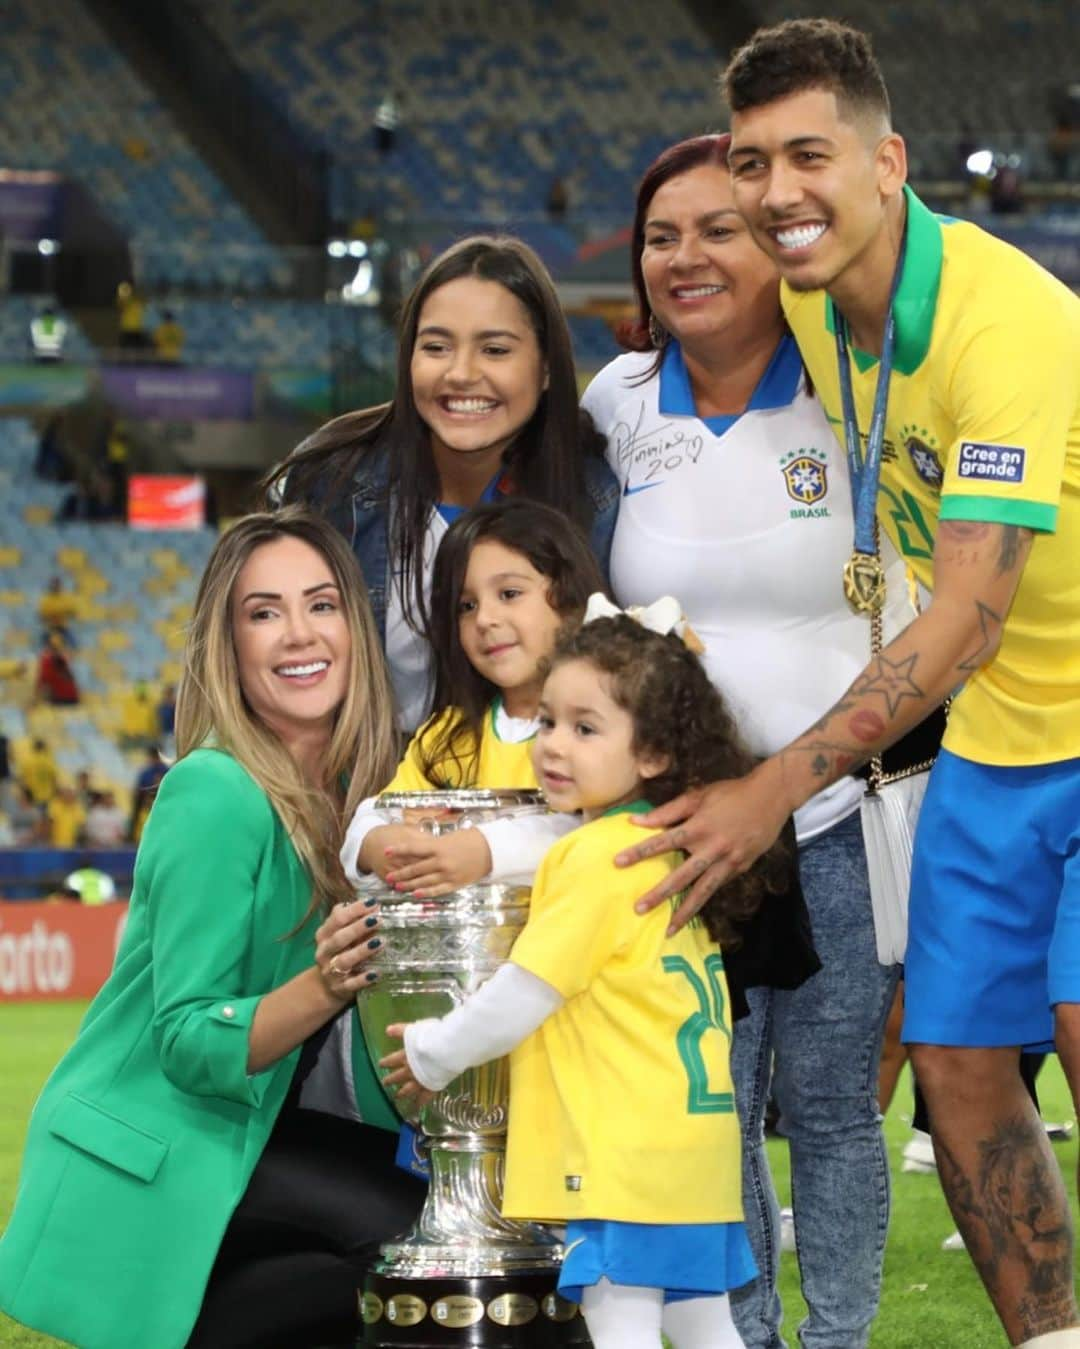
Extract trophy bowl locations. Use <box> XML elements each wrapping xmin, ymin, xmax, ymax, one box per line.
<box><xmin>356</xmin><ymin>790</ymin><xmax>589</xmax><ymax>1347</ymax></box>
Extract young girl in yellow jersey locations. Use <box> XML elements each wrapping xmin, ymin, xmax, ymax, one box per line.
<box><xmin>382</xmin><ymin>605</ymin><xmax>793</xmax><ymax>1349</ymax></box>
<box><xmin>341</xmin><ymin>499</ymin><xmax>605</xmax><ymax>896</ymax></box>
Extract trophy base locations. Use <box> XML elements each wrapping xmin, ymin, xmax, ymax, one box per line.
<box><xmin>360</xmin><ymin>1270</ymin><xmax>591</xmax><ymax>1347</ymax></box>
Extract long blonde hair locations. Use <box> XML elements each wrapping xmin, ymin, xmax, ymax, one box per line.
<box><xmin>175</xmin><ymin>507</ymin><xmax>398</xmax><ymax>918</ymax></box>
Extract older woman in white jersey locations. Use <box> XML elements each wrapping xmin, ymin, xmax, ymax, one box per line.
<box><xmin>582</xmin><ymin>133</ymin><xmax>911</xmax><ymax>1349</ymax></box>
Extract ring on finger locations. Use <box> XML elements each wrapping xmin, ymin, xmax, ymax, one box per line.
<box><xmin>329</xmin><ymin>957</ymin><xmax>342</xmax><ymax>976</ymax></box>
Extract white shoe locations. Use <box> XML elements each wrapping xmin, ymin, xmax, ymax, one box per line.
<box><xmin>901</xmin><ymin>1129</ymin><xmax>936</xmax><ymax>1174</ymax></box>
<box><xmin>941</xmin><ymin>1229</ymin><xmax>966</xmax><ymax>1251</ymax></box>
<box><xmin>779</xmin><ymin>1207</ymin><xmax>796</xmax><ymax>1253</ymax></box>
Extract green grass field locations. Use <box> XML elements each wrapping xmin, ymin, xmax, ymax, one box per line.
<box><xmin>1</xmin><ymin>1002</ymin><xmax>1076</xmax><ymax>1347</ymax></box>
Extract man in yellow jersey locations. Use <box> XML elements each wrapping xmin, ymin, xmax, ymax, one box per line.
<box><xmin>618</xmin><ymin>18</ymin><xmax>1080</xmax><ymax>1349</ymax></box>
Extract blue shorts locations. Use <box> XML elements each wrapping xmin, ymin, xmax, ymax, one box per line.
<box><xmin>902</xmin><ymin>749</ymin><xmax>1080</xmax><ymax>1049</ymax></box>
<box><xmin>557</xmin><ymin>1218</ymin><xmax>757</xmax><ymax>1304</ymax></box>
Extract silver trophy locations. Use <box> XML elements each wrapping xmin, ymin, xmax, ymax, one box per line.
<box><xmin>356</xmin><ymin>790</ymin><xmax>589</xmax><ymax>1346</ymax></box>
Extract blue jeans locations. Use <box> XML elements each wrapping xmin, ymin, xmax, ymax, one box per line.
<box><xmin>730</xmin><ymin>810</ymin><xmax>899</xmax><ymax>1349</ymax></box>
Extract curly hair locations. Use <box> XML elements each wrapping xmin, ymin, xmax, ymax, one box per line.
<box><xmin>420</xmin><ymin>499</ymin><xmax>606</xmax><ymax>785</ymax></box>
<box><xmin>550</xmin><ymin>616</ymin><xmax>790</xmax><ymax>947</ymax></box>
<box><xmin>723</xmin><ymin>18</ymin><xmax>891</xmax><ymax>130</ymax></box>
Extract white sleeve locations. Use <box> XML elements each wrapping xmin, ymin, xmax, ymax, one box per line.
<box><xmin>403</xmin><ymin>963</ymin><xmax>564</xmax><ymax>1092</ymax></box>
<box><xmin>340</xmin><ymin>796</ymin><xmax>394</xmax><ymax>885</ymax></box>
<box><xmin>479</xmin><ymin>811</ymin><xmax>578</xmax><ymax>885</ymax></box>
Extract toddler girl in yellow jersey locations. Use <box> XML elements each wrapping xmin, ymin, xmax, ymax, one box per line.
<box><xmin>341</xmin><ymin>499</ymin><xmax>605</xmax><ymax>896</ymax></box>
<box><xmin>381</xmin><ymin>607</ymin><xmax>793</xmax><ymax>1349</ymax></box>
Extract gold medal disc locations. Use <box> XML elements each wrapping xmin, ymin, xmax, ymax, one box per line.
<box><xmin>842</xmin><ymin>551</ymin><xmax>886</xmax><ymax>614</ymax></box>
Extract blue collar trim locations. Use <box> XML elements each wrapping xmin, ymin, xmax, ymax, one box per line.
<box><xmin>437</xmin><ymin>471</ymin><xmax>502</xmax><ymax>524</ymax></box>
<box><xmin>657</xmin><ymin>333</ymin><xmax>802</xmax><ymax>434</ymax></box>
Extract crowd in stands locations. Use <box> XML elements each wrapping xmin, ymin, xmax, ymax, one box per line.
<box><xmin>0</xmin><ymin>417</ymin><xmax>213</xmax><ymax>883</ymax></box>
<box><xmin>2</xmin><ymin>661</ymin><xmax>174</xmax><ymax>855</ymax></box>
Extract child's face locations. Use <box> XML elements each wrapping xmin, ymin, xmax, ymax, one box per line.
<box><xmin>533</xmin><ymin>658</ymin><xmax>667</xmax><ymax>821</ymax></box>
<box><xmin>457</xmin><ymin>539</ymin><xmax>564</xmax><ymax>717</ymax></box>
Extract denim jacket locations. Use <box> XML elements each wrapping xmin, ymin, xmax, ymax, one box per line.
<box><xmin>323</xmin><ymin>447</ymin><xmax>619</xmax><ymax>643</ymax></box>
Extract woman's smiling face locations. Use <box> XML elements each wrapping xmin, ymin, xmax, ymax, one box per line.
<box><xmin>230</xmin><ymin>535</ymin><xmax>350</xmax><ymax>757</ymax></box>
<box><xmin>410</xmin><ymin>276</ymin><xmax>548</xmax><ymax>464</ymax></box>
<box><xmin>641</xmin><ymin>162</ymin><xmax>781</xmax><ymax>352</ymax></box>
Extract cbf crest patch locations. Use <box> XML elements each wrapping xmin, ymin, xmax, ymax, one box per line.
<box><xmin>780</xmin><ymin>449</ymin><xmax>829</xmax><ymax>504</ymax></box>
<box><xmin>902</xmin><ymin>425</ymin><xmax>944</xmax><ymax>488</ymax></box>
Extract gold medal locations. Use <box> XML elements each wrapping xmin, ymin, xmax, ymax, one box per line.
<box><xmin>842</xmin><ymin>551</ymin><xmax>886</xmax><ymax>614</ymax></box>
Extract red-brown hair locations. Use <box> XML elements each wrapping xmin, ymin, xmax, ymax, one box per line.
<box><xmin>618</xmin><ymin>133</ymin><xmax>732</xmax><ymax>356</ymax></box>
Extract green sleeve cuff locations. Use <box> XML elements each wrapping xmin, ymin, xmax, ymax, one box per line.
<box><xmin>940</xmin><ymin>494</ymin><xmax>1058</xmax><ymax>532</ymax></box>
<box><xmin>350</xmin><ymin>1006</ymin><xmax>401</xmax><ymax>1131</ymax></box>
<box><xmin>156</xmin><ymin>994</ymin><xmax>274</xmax><ymax>1106</ymax></box>
<box><xmin>204</xmin><ymin>996</ymin><xmax>276</xmax><ymax>1106</ymax></box>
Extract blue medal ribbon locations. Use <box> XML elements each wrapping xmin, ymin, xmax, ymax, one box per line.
<box><xmin>833</xmin><ymin>226</ymin><xmax>908</xmax><ymax>612</ymax></box>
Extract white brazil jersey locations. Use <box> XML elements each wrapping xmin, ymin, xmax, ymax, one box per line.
<box><xmin>583</xmin><ymin>339</ymin><xmax>915</xmax><ymax>841</ymax></box>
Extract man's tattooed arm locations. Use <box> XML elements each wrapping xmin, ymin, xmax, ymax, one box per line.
<box><xmin>622</xmin><ymin>519</ymin><xmax>1035</xmax><ymax>929</ymax></box>
<box><xmin>771</xmin><ymin>519</ymin><xmax>1032</xmax><ymax>799</ymax></box>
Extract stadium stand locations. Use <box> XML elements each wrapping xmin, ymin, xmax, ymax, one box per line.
<box><xmin>1</xmin><ymin>0</ymin><xmax>277</xmax><ymax>289</ymax></box>
<box><xmin>0</xmin><ymin>417</ymin><xmax>212</xmax><ymax>830</ymax></box>
<box><xmin>191</xmin><ymin>0</ymin><xmax>726</xmax><ymax>231</ymax></box>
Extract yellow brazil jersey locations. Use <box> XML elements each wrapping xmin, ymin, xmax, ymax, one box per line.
<box><xmin>21</xmin><ymin>749</ymin><xmax>58</xmax><ymax>805</ymax></box>
<box><xmin>384</xmin><ymin>698</ymin><xmax>538</xmax><ymax>791</ymax></box>
<box><xmin>48</xmin><ymin>797</ymin><xmax>85</xmax><ymax>849</ymax></box>
<box><xmin>502</xmin><ymin>805</ymin><xmax>742</xmax><ymax>1226</ymax></box>
<box><xmin>38</xmin><ymin>592</ymin><xmax>79</xmax><ymax>628</ymax></box>
<box><xmin>783</xmin><ymin>187</ymin><xmax>1080</xmax><ymax>767</ymax></box>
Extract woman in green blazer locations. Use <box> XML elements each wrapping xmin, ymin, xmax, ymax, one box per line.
<box><xmin>0</xmin><ymin>508</ymin><xmax>422</xmax><ymax>1349</ymax></box>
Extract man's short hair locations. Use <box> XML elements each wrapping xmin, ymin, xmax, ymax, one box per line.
<box><xmin>723</xmin><ymin>18</ymin><xmax>891</xmax><ymax>129</ymax></box>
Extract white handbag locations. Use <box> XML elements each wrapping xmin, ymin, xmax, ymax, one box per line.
<box><xmin>858</xmin><ymin>536</ymin><xmax>944</xmax><ymax>966</ymax></box>
<box><xmin>861</xmin><ymin>767</ymin><xmax>931</xmax><ymax>965</ymax></box>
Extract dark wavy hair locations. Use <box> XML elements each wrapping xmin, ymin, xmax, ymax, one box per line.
<box><xmin>420</xmin><ymin>499</ymin><xmax>607</xmax><ymax>785</ymax></box>
<box><xmin>549</xmin><ymin>616</ymin><xmax>790</xmax><ymax>946</ymax></box>
<box><xmin>723</xmin><ymin>19</ymin><xmax>891</xmax><ymax>128</ymax></box>
<box><xmin>617</xmin><ymin>133</ymin><xmax>732</xmax><ymax>370</ymax></box>
<box><xmin>262</xmin><ymin>235</ymin><xmax>606</xmax><ymax>631</ymax></box>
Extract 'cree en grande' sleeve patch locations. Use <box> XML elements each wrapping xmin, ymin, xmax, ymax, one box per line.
<box><xmin>957</xmin><ymin>441</ymin><xmax>1026</xmax><ymax>483</ymax></box>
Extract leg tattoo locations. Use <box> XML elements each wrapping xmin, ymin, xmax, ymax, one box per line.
<box><xmin>936</xmin><ymin>1114</ymin><xmax>1077</xmax><ymax>1339</ymax></box>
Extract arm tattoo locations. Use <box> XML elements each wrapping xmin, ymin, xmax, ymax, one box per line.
<box><xmin>798</xmin><ymin>742</ymin><xmax>867</xmax><ymax>779</ymax></box>
<box><xmin>957</xmin><ymin>600</ymin><xmax>1004</xmax><ymax>674</ymax></box>
<box><xmin>997</xmin><ymin>524</ymin><xmax>1022</xmax><ymax>574</ymax></box>
<box><xmin>851</xmin><ymin>651</ymin><xmax>926</xmax><ymax>717</ymax></box>
<box><xmin>804</xmin><ymin>696</ymin><xmax>856</xmax><ymax>735</ymax></box>
<box><xmin>940</xmin><ymin>519</ymin><xmax>992</xmax><ymax>541</ymax></box>
<box><xmin>786</xmin><ymin>650</ymin><xmax>927</xmax><ymax>785</ymax></box>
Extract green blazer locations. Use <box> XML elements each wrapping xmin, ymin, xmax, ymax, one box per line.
<box><xmin>0</xmin><ymin>749</ymin><xmax>396</xmax><ymax>1349</ymax></box>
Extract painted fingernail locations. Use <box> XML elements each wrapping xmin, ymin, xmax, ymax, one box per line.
<box><xmin>385</xmin><ymin>872</ymin><xmax>396</xmax><ymax>883</ymax></box>
<box><xmin>365</xmin><ymin>971</ymin><xmax>379</xmax><ymax>983</ymax></box>
<box><xmin>367</xmin><ymin>937</ymin><xmax>382</xmax><ymax>951</ymax></box>
<box><xmin>363</xmin><ymin>896</ymin><xmax>378</xmax><ymax>907</ymax></box>
<box><xmin>413</xmin><ymin>889</ymin><xmax>427</xmax><ymax>899</ymax></box>
<box><xmin>365</xmin><ymin>915</ymin><xmax>378</xmax><ymax>928</ymax></box>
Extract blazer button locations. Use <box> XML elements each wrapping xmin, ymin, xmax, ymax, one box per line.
<box><xmin>222</xmin><ymin>1005</ymin><xmax>236</xmax><ymax>1019</ymax></box>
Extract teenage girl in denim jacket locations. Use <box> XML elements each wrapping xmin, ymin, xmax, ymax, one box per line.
<box><xmin>265</xmin><ymin>236</ymin><xmax>618</xmax><ymax>731</ymax></box>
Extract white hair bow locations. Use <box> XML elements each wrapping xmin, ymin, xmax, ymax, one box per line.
<box><xmin>582</xmin><ymin>593</ymin><xmax>703</xmax><ymax>652</ymax></box>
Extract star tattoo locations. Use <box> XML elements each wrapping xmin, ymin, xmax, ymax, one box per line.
<box><xmin>853</xmin><ymin>651</ymin><xmax>925</xmax><ymax>717</ymax></box>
